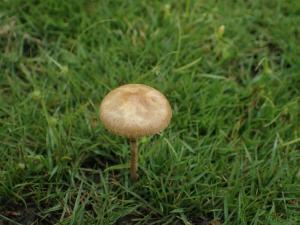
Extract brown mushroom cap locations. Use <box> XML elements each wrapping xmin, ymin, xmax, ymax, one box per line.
<box><xmin>99</xmin><ymin>84</ymin><xmax>172</xmax><ymax>139</ymax></box>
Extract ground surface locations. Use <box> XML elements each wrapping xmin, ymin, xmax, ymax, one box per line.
<box><xmin>1</xmin><ymin>0</ymin><xmax>300</xmax><ymax>224</ymax></box>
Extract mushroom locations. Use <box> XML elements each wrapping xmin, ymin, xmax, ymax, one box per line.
<box><xmin>99</xmin><ymin>84</ymin><xmax>172</xmax><ymax>181</ymax></box>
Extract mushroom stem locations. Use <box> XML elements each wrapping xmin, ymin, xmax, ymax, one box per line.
<box><xmin>129</xmin><ymin>138</ymin><xmax>139</xmax><ymax>181</ymax></box>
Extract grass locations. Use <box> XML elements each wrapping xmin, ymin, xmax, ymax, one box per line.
<box><xmin>1</xmin><ymin>0</ymin><xmax>300</xmax><ymax>224</ymax></box>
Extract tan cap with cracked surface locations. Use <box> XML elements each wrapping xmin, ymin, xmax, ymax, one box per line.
<box><xmin>99</xmin><ymin>84</ymin><xmax>172</xmax><ymax>139</ymax></box>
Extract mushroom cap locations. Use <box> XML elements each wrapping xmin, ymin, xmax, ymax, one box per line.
<box><xmin>99</xmin><ymin>84</ymin><xmax>172</xmax><ymax>139</ymax></box>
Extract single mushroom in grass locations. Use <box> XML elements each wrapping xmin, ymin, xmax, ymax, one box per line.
<box><xmin>99</xmin><ymin>84</ymin><xmax>172</xmax><ymax>181</ymax></box>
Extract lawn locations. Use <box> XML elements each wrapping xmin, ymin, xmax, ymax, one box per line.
<box><xmin>1</xmin><ymin>0</ymin><xmax>300</xmax><ymax>224</ymax></box>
